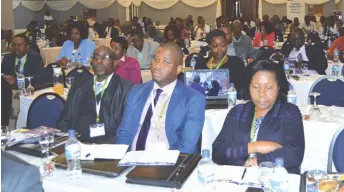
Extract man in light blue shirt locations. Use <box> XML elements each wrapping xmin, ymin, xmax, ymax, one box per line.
<box><xmin>221</xmin><ymin>24</ymin><xmax>236</xmax><ymax>56</ymax></box>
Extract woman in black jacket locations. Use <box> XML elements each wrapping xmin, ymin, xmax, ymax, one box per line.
<box><xmin>194</xmin><ymin>29</ymin><xmax>246</xmax><ymax>99</ymax></box>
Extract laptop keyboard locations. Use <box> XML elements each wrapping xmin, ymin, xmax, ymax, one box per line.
<box><xmin>206</xmin><ymin>99</ymin><xmax>228</xmax><ymax>109</ymax></box>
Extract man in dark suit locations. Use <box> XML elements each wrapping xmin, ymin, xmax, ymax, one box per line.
<box><xmin>57</xmin><ymin>46</ymin><xmax>133</xmax><ymax>144</ymax></box>
<box><xmin>115</xmin><ymin>43</ymin><xmax>206</xmax><ymax>154</ymax></box>
<box><xmin>281</xmin><ymin>28</ymin><xmax>328</xmax><ymax>74</ymax></box>
<box><xmin>102</xmin><ymin>18</ymin><xmax>119</xmax><ymax>39</ymax></box>
<box><xmin>249</xmin><ymin>18</ymin><xmax>260</xmax><ymax>39</ymax></box>
<box><xmin>1</xmin><ymin>33</ymin><xmax>45</xmax><ymax>86</ymax></box>
<box><xmin>130</xmin><ymin>16</ymin><xmax>144</xmax><ymax>34</ymax></box>
<box><xmin>1</xmin><ymin>151</ymin><xmax>44</xmax><ymax>192</ymax></box>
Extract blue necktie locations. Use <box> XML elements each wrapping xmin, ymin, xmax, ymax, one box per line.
<box><xmin>15</xmin><ymin>60</ymin><xmax>22</xmax><ymax>74</ymax></box>
<box><xmin>136</xmin><ymin>89</ymin><xmax>163</xmax><ymax>151</ymax></box>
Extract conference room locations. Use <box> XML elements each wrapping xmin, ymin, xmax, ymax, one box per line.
<box><xmin>1</xmin><ymin>0</ymin><xmax>344</xmax><ymax>191</ymax></box>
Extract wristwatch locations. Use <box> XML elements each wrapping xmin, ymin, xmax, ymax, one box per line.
<box><xmin>248</xmin><ymin>154</ymin><xmax>256</xmax><ymax>167</ymax></box>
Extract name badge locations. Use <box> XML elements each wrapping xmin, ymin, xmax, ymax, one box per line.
<box><xmin>89</xmin><ymin>123</ymin><xmax>105</xmax><ymax>138</ymax></box>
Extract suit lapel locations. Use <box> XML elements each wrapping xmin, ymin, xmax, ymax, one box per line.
<box><xmin>100</xmin><ymin>74</ymin><xmax>119</xmax><ymax>130</ymax></box>
<box><xmin>166</xmin><ymin>81</ymin><xmax>182</xmax><ymax>134</ymax></box>
<box><xmin>256</xmin><ymin>100</ymin><xmax>282</xmax><ymax>140</ymax></box>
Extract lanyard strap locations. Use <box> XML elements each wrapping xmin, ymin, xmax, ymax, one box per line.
<box><xmin>151</xmin><ymin>91</ymin><xmax>170</xmax><ymax>139</ymax></box>
<box><xmin>209</xmin><ymin>55</ymin><xmax>227</xmax><ymax>70</ymax></box>
<box><xmin>93</xmin><ymin>76</ymin><xmax>108</xmax><ymax>123</ymax></box>
<box><xmin>250</xmin><ymin>110</ymin><xmax>257</xmax><ymax>141</ymax></box>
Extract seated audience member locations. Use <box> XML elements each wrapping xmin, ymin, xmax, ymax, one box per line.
<box><xmin>291</xmin><ymin>17</ymin><xmax>300</xmax><ymax>30</ymax></box>
<box><xmin>271</xmin><ymin>18</ymin><xmax>284</xmax><ymax>42</ymax></box>
<box><xmin>114</xmin><ymin>19</ymin><xmax>122</xmax><ymax>34</ymax></box>
<box><xmin>146</xmin><ymin>25</ymin><xmax>164</xmax><ymax>44</ymax></box>
<box><xmin>194</xmin><ymin>17</ymin><xmax>210</xmax><ymax>40</ymax></box>
<box><xmin>253</xmin><ymin>21</ymin><xmax>275</xmax><ymax>48</ymax></box>
<box><xmin>44</xmin><ymin>10</ymin><xmax>54</xmax><ymax>28</ymax></box>
<box><xmin>212</xmin><ymin>60</ymin><xmax>305</xmax><ymax>174</ymax></box>
<box><xmin>327</xmin><ymin>28</ymin><xmax>344</xmax><ymax>57</ymax></box>
<box><xmin>190</xmin><ymin>75</ymin><xmax>205</xmax><ymax>95</ymax></box>
<box><xmin>57</xmin><ymin>46</ymin><xmax>133</xmax><ymax>143</ymax></box>
<box><xmin>126</xmin><ymin>31</ymin><xmax>159</xmax><ymax>69</ymax></box>
<box><xmin>56</xmin><ymin>21</ymin><xmax>96</xmax><ymax>66</ymax></box>
<box><xmin>163</xmin><ymin>25</ymin><xmax>181</xmax><ymax>44</ymax></box>
<box><xmin>111</xmin><ymin>36</ymin><xmax>141</xmax><ymax>84</ymax></box>
<box><xmin>232</xmin><ymin>20</ymin><xmax>263</xmax><ymax>62</ymax></box>
<box><xmin>221</xmin><ymin>24</ymin><xmax>236</xmax><ymax>56</ymax></box>
<box><xmin>175</xmin><ymin>17</ymin><xmax>191</xmax><ymax>40</ymax></box>
<box><xmin>1</xmin><ymin>34</ymin><xmax>45</xmax><ymax>86</ymax></box>
<box><xmin>56</xmin><ymin>23</ymin><xmax>69</xmax><ymax>46</ymax></box>
<box><xmin>103</xmin><ymin>18</ymin><xmax>119</xmax><ymax>39</ymax></box>
<box><xmin>281</xmin><ymin>28</ymin><xmax>328</xmax><ymax>74</ymax></box>
<box><xmin>1</xmin><ymin>151</ymin><xmax>44</xmax><ymax>192</ymax></box>
<box><xmin>130</xmin><ymin>16</ymin><xmax>144</xmax><ymax>34</ymax></box>
<box><xmin>301</xmin><ymin>15</ymin><xmax>317</xmax><ymax>34</ymax></box>
<box><xmin>115</xmin><ymin>43</ymin><xmax>206</xmax><ymax>154</ymax></box>
<box><xmin>207</xmin><ymin>80</ymin><xmax>220</xmax><ymax>96</ymax></box>
<box><xmin>1</xmin><ymin>29</ymin><xmax>13</xmax><ymax>51</ymax></box>
<box><xmin>262</xmin><ymin>14</ymin><xmax>270</xmax><ymax>22</ymax></box>
<box><xmin>195</xmin><ymin>29</ymin><xmax>246</xmax><ymax>98</ymax></box>
<box><xmin>249</xmin><ymin>18</ymin><xmax>261</xmax><ymax>39</ymax></box>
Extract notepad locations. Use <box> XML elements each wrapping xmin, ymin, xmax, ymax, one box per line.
<box><xmin>80</xmin><ymin>144</ymin><xmax>129</xmax><ymax>160</ymax></box>
<box><xmin>118</xmin><ymin>150</ymin><xmax>180</xmax><ymax>166</ymax></box>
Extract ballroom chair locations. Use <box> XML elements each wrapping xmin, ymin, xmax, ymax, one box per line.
<box><xmin>1</xmin><ymin>79</ymin><xmax>12</xmax><ymax>126</ymax></box>
<box><xmin>184</xmin><ymin>53</ymin><xmax>205</xmax><ymax>68</ymax></box>
<box><xmin>259</xmin><ymin>46</ymin><xmax>275</xmax><ymax>60</ymax></box>
<box><xmin>66</xmin><ymin>67</ymin><xmax>93</xmax><ymax>82</ymax></box>
<box><xmin>340</xmin><ymin>50</ymin><xmax>344</xmax><ymax>63</ymax></box>
<box><xmin>26</xmin><ymin>92</ymin><xmax>65</xmax><ymax>129</ymax></box>
<box><xmin>342</xmin><ymin>66</ymin><xmax>344</xmax><ymax>77</ymax></box>
<box><xmin>308</xmin><ymin>76</ymin><xmax>344</xmax><ymax>107</ymax></box>
<box><xmin>327</xmin><ymin>128</ymin><xmax>344</xmax><ymax>173</ymax></box>
<box><xmin>43</xmin><ymin>63</ymin><xmax>65</xmax><ymax>84</ymax></box>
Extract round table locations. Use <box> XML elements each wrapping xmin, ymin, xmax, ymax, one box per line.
<box><xmin>40</xmin><ymin>47</ymin><xmax>62</xmax><ymax>66</ymax></box>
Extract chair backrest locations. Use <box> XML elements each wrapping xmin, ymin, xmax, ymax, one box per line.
<box><xmin>308</xmin><ymin>76</ymin><xmax>344</xmax><ymax>107</ymax></box>
<box><xmin>184</xmin><ymin>53</ymin><xmax>205</xmax><ymax>68</ymax></box>
<box><xmin>340</xmin><ymin>50</ymin><xmax>344</xmax><ymax>63</ymax></box>
<box><xmin>44</xmin><ymin>63</ymin><xmax>64</xmax><ymax>84</ymax></box>
<box><xmin>66</xmin><ymin>68</ymin><xmax>93</xmax><ymax>82</ymax></box>
<box><xmin>327</xmin><ymin>128</ymin><xmax>344</xmax><ymax>173</ymax></box>
<box><xmin>26</xmin><ymin>92</ymin><xmax>65</xmax><ymax>129</ymax></box>
<box><xmin>259</xmin><ymin>46</ymin><xmax>275</xmax><ymax>60</ymax></box>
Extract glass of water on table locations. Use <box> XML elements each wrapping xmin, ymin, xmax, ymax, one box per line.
<box><xmin>1</xmin><ymin>126</ymin><xmax>10</xmax><ymax>151</ymax></box>
<box><xmin>39</xmin><ymin>131</ymin><xmax>55</xmax><ymax>177</ymax></box>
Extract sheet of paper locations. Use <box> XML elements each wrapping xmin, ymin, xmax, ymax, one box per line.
<box><xmin>215</xmin><ymin>165</ymin><xmax>246</xmax><ymax>181</ymax></box>
<box><xmin>80</xmin><ymin>144</ymin><xmax>129</xmax><ymax>161</ymax></box>
<box><xmin>118</xmin><ymin>150</ymin><xmax>180</xmax><ymax>166</ymax></box>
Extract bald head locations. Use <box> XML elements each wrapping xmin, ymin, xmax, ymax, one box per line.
<box><xmin>160</xmin><ymin>43</ymin><xmax>184</xmax><ymax>66</ymax></box>
<box><xmin>94</xmin><ymin>45</ymin><xmax>116</xmax><ymax>60</ymax></box>
<box><xmin>92</xmin><ymin>45</ymin><xmax>116</xmax><ymax>80</ymax></box>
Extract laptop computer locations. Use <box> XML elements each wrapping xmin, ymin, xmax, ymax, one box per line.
<box><xmin>184</xmin><ymin>69</ymin><xmax>230</xmax><ymax>109</ymax></box>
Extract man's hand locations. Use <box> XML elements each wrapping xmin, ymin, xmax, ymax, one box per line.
<box><xmin>248</xmin><ymin>141</ymin><xmax>283</xmax><ymax>155</ymax></box>
<box><xmin>3</xmin><ymin>75</ymin><xmax>15</xmax><ymax>85</ymax></box>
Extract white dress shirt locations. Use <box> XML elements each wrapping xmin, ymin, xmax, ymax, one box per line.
<box><xmin>131</xmin><ymin>80</ymin><xmax>177</xmax><ymax>151</ymax></box>
<box><xmin>94</xmin><ymin>73</ymin><xmax>114</xmax><ymax>116</ymax></box>
<box><xmin>104</xmin><ymin>27</ymin><xmax>112</xmax><ymax>38</ymax></box>
<box><xmin>288</xmin><ymin>45</ymin><xmax>309</xmax><ymax>62</ymax></box>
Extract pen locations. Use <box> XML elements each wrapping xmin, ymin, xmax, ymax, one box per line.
<box><xmin>85</xmin><ymin>153</ymin><xmax>91</xmax><ymax>158</ymax></box>
<box><xmin>241</xmin><ymin>168</ymin><xmax>247</xmax><ymax>180</ymax></box>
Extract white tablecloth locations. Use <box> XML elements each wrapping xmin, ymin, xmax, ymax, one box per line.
<box><xmin>94</xmin><ymin>38</ymin><xmax>112</xmax><ymax>47</ymax></box>
<box><xmin>9</xmin><ymin>151</ymin><xmax>300</xmax><ymax>192</ymax></box>
<box><xmin>202</xmin><ymin>105</ymin><xmax>344</xmax><ymax>173</ymax></box>
<box><xmin>289</xmin><ymin>75</ymin><xmax>323</xmax><ymax>105</ymax></box>
<box><xmin>40</xmin><ymin>47</ymin><xmax>62</xmax><ymax>66</ymax></box>
<box><xmin>326</xmin><ymin>60</ymin><xmax>344</xmax><ymax>76</ymax></box>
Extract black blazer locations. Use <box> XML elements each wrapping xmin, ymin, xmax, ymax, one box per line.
<box><xmin>1</xmin><ymin>50</ymin><xmax>45</xmax><ymax>85</ymax></box>
<box><xmin>212</xmin><ymin>100</ymin><xmax>305</xmax><ymax>174</ymax></box>
<box><xmin>57</xmin><ymin>74</ymin><xmax>133</xmax><ymax>144</ymax></box>
<box><xmin>195</xmin><ymin>55</ymin><xmax>246</xmax><ymax>99</ymax></box>
<box><xmin>249</xmin><ymin>27</ymin><xmax>259</xmax><ymax>39</ymax></box>
<box><xmin>274</xmin><ymin>28</ymin><xmax>284</xmax><ymax>42</ymax></box>
<box><xmin>281</xmin><ymin>41</ymin><xmax>328</xmax><ymax>75</ymax></box>
<box><xmin>102</xmin><ymin>26</ymin><xmax>119</xmax><ymax>39</ymax></box>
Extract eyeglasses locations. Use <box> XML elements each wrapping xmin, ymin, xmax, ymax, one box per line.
<box><xmin>91</xmin><ymin>54</ymin><xmax>112</xmax><ymax>63</ymax></box>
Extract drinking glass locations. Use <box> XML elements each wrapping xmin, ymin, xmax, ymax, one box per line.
<box><xmin>65</xmin><ymin>77</ymin><xmax>74</xmax><ymax>91</ymax></box>
<box><xmin>307</xmin><ymin>170</ymin><xmax>327</xmax><ymax>191</ymax></box>
<box><xmin>310</xmin><ymin>92</ymin><xmax>321</xmax><ymax>118</ymax></box>
<box><xmin>25</xmin><ymin>76</ymin><xmax>35</xmax><ymax>95</ymax></box>
<box><xmin>39</xmin><ymin>131</ymin><xmax>55</xmax><ymax>177</ymax></box>
<box><xmin>301</xmin><ymin>63</ymin><xmax>308</xmax><ymax>76</ymax></box>
<box><xmin>1</xmin><ymin>126</ymin><xmax>10</xmax><ymax>151</ymax></box>
<box><xmin>258</xmin><ymin>162</ymin><xmax>276</xmax><ymax>191</ymax></box>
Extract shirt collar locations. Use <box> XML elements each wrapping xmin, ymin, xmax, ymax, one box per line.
<box><xmin>294</xmin><ymin>45</ymin><xmax>306</xmax><ymax>52</ymax></box>
<box><xmin>153</xmin><ymin>79</ymin><xmax>177</xmax><ymax>97</ymax></box>
<box><xmin>95</xmin><ymin>72</ymin><xmax>114</xmax><ymax>88</ymax></box>
<box><xmin>16</xmin><ymin>54</ymin><xmax>28</xmax><ymax>64</ymax></box>
<box><xmin>117</xmin><ymin>55</ymin><xmax>126</xmax><ymax>64</ymax></box>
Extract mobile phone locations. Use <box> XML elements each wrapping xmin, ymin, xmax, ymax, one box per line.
<box><xmin>245</xmin><ymin>187</ymin><xmax>265</xmax><ymax>192</ymax></box>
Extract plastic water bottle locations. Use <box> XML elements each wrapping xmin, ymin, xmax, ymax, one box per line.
<box><xmin>264</xmin><ymin>39</ymin><xmax>268</xmax><ymax>46</ymax></box>
<box><xmin>77</xmin><ymin>53</ymin><xmax>82</xmax><ymax>66</ymax></box>
<box><xmin>332</xmin><ymin>65</ymin><xmax>340</xmax><ymax>76</ymax></box>
<box><xmin>283</xmin><ymin>59</ymin><xmax>290</xmax><ymax>79</ymax></box>
<box><xmin>287</xmin><ymin>88</ymin><xmax>297</xmax><ymax>105</ymax></box>
<box><xmin>270</xmin><ymin>158</ymin><xmax>289</xmax><ymax>192</ymax></box>
<box><xmin>334</xmin><ymin>47</ymin><xmax>339</xmax><ymax>64</ymax></box>
<box><xmin>46</xmin><ymin>39</ymin><xmax>50</xmax><ymax>48</ymax></box>
<box><xmin>228</xmin><ymin>83</ymin><xmax>237</xmax><ymax>109</ymax></box>
<box><xmin>328</xmin><ymin>39</ymin><xmax>332</xmax><ymax>49</ymax></box>
<box><xmin>190</xmin><ymin>55</ymin><xmax>197</xmax><ymax>70</ymax></box>
<box><xmin>65</xmin><ymin>129</ymin><xmax>82</xmax><ymax>179</ymax></box>
<box><xmin>71</xmin><ymin>53</ymin><xmax>77</xmax><ymax>67</ymax></box>
<box><xmin>197</xmin><ymin>149</ymin><xmax>215</xmax><ymax>185</ymax></box>
<box><xmin>17</xmin><ymin>74</ymin><xmax>26</xmax><ymax>95</ymax></box>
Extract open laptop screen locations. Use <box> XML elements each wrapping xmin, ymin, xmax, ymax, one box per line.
<box><xmin>184</xmin><ymin>69</ymin><xmax>230</xmax><ymax>99</ymax></box>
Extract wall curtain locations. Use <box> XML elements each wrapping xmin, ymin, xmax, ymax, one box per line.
<box><xmin>13</xmin><ymin>0</ymin><xmax>221</xmax><ymax>16</ymax></box>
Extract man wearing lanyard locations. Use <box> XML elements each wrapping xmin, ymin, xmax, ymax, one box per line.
<box><xmin>57</xmin><ymin>46</ymin><xmax>133</xmax><ymax>144</ymax></box>
<box><xmin>116</xmin><ymin>43</ymin><xmax>206</xmax><ymax>154</ymax></box>
<box><xmin>1</xmin><ymin>34</ymin><xmax>45</xmax><ymax>130</ymax></box>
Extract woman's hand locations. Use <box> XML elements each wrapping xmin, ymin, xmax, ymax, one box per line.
<box><xmin>56</xmin><ymin>57</ymin><xmax>68</xmax><ymax>65</ymax></box>
<box><xmin>248</xmin><ymin>141</ymin><xmax>282</xmax><ymax>155</ymax></box>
